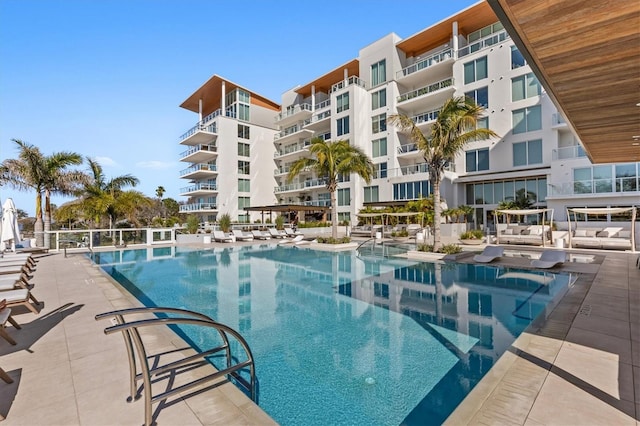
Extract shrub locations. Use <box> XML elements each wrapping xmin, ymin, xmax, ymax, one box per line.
<box><xmin>460</xmin><ymin>229</ymin><xmax>484</xmax><ymax>240</ymax></box>
<box><xmin>275</xmin><ymin>215</ymin><xmax>284</xmax><ymax>230</ymax></box>
<box><xmin>391</xmin><ymin>229</ymin><xmax>409</xmax><ymax>237</ymax></box>
<box><xmin>418</xmin><ymin>243</ymin><xmax>461</xmax><ymax>254</ymax></box>
<box><xmin>299</xmin><ymin>221</ymin><xmax>330</xmax><ymax>228</ymax></box>
<box><xmin>317</xmin><ymin>236</ymin><xmax>351</xmax><ymax>244</ymax></box>
<box><xmin>218</xmin><ymin>213</ymin><xmax>232</xmax><ymax>233</ymax></box>
<box><xmin>186</xmin><ymin>215</ymin><xmax>199</xmax><ymax>234</ymax></box>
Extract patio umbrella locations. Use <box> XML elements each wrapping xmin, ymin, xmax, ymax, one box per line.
<box><xmin>1</xmin><ymin>198</ymin><xmax>21</xmax><ymax>252</ymax></box>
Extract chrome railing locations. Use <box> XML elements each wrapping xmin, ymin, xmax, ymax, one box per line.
<box><xmin>412</xmin><ymin>109</ymin><xmax>440</xmax><ymax>125</ymax></box>
<box><xmin>179</xmin><ymin>144</ymin><xmax>217</xmax><ymax>158</ymax></box>
<box><xmin>179</xmin><ymin>202</ymin><xmax>217</xmax><ymax>212</ymax></box>
<box><xmin>458</xmin><ymin>30</ymin><xmax>510</xmax><ymax>58</ymax></box>
<box><xmin>274</xmin><ymin>138</ymin><xmax>312</xmax><ymax>157</ymax></box>
<box><xmin>329</xmin><ymin>76</ymin><xmax>366</xmax><ymax>93</ymax></box>
<box><xmin>552</xmin><ymin>145</ymin><xmax>587</xmax><ymax>160</ymax></box>
<box><xmin>315</xmin><ymin>99</ymin><xmax>331</xmax><ymax>110</ymax></box>
<box><xmin>276</xmin><ymin>103</ymin><xmax>312</xmax><ymax>122</ymax></box>
<box><xmin>180</xmin><ymin>163</ymin><xmax>217</xmax><ymax>176</ymax></box>
<box><xmin>180</xmin><ymin>183</ymin><xmax>217</xmax><ymax>193</ymax></box>
<box><xmin>397</xmin><ymin>78</ymin><xmax>454</xmax><ymax>103</ymax></box>
<box><xmin>396</xmin><ymin>49</ymin><xmax>453</xmax><ymax>79</ymax></box>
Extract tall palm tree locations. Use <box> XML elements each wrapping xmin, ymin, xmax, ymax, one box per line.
<box><xmin>155</xmin><ymin>186</ymin><xmax>165</xmax><ymax>199</ymax></box>
<box><xmin>287</xmin><ymin>138</ymin><xmax>374</xmax><ymax>239</ymax></box>
<box><xmin>390</xmin><ymin>96</ymin><xmax>497</xmax><ymax>251</ymax></box>
<box><xmin>0</xmin><ymin>139</ymin><xmax>84</xmax><ymax>247</ymax></box>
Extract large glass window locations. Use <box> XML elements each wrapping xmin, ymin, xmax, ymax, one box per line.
<box><xmin>238</xmin><ymin>196</ymin><xmax>251</xmax><ymax>210</ymax></box>
<box><xmin>337</xmin><ymin>188</ymin><xmax>350</xmax><ymax>206</ymax></box>
<box><xmin>573</xmin><ymin>167</ymin><xmax>592</xmax><ymax>194</ymax></box>
<box><xmin>371</xmin><ymin>59</ymin><xmax>386</xmax><ymax>87</ymax></box>
<box><xmin>463</xmin><ymin>56</ymin><xmax>488</xmax><ymax>84</ymax></box>
<box><xmin>237</xmin><ymin>142</ymin><xmax>250</xmax><ymax>157</ymax></box>
<box><xmin>593</xmin><ymin>165</ymin><xmax>612</xmax><ymax>193</ymax></box>
<box><xmin>511</xmin><ymin>46</ymin><xmax>526</xmax><ymax>69</ymax></box>
<box><xmin>465</xmin><ymin>87</ymin><xmax>488</xmax><ymax>108</ymax></box>
<box><xmin>372</xmin><ymin>89</ymin><xmax>386</xmax><ymax>110</ymax></box>
<box><xmin>238</xmin><ymin>160</ymin><xmax>250</xmax><ymax>175</ymax></box>
<box><xmin>337</xmin><ymin>116</ymin><xmax>350</xmax><ymax>136</ymax></box>
<box><xmin>512</xmin><ymin>105</ymin><xmax>542</xmax><ymax>134</ymax></box>
<box><xmin>372</xmin><ymin>137</ymin><xmax>387</xmax><ymax>157</ymax></box>
<box><xmin>393</xmin><ymin>181</ymin><xmax>431</xmax><ymax>200</ymax></box>
<box><xmin>364</xmin><ymin>186</ymin><xmax>379</xmax><ymax>203</ymax></box>
<box><xmin>336</xmin><ymin>93</ymin><xmax>349</xmax><ymax>113</ymax></box>
<box><xmin>237</xmin><ymin>124</ymin><xmax>250</xmax><ymax>139</ymax></box>
<box><xmin>616</xmin><ymin>163</ymin><xmax>638</xmax><ymax>192</ymax></box>
<box><xmin>238</xmin><ymin>104</ymin><xmax>250</xmax><ymax>121</ymax></box>
<box><xmin>513</xmin><ymin>139</ymin><xmax>542</xmax><ymax>166</ymax></box>
<box><xmin>465</xmin><ymin>148</ymin><xmax>490</xmax><ymax>172</ymax></box>
<box><xmin>238</xmin><ymin>178</ymin><xmax>250</xmax><ymax>192</ymax></box>
<box><xmin>374</xmin><ymin>162</ymin><xmax>387</xmax><ymax>179</ymax></box>
<box><xmin>512</xmin><ymin>73</ymin><xmax>541</xmax><ymax>101</ymax></box>
<box><xmin>372</xmin><ymin>113</ymin><xmax>387</xmax><ymax>134</ymax></box>
<box><xmin>465</xmin><ymin>177</ymin><xmax>547</xmax><ymax>205</ymax></box>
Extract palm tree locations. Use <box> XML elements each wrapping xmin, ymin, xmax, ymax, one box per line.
<box><xmin>0</xmin><ymin>139</ymin><xmax>84</xmax><ymax>247</ymax></box>
<box><xmin>390</xmin><ymin>96</ymin><xmax>497</xmax><ymax>251</ymax></box>
<box><xmin>155</xmin><ymin>186</ymin><xmax>165</xmax><ymax>199</ymax></box>
<box><xmin>287</xmin><ymin>138</ymin><xmax>374</xmax><ymax>239</ymax></box>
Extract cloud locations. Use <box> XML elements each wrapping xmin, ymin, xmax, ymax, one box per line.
<box><xmin>135</xmin><ymin>160</ymin><xmax>176</xmax><ymax>170</ymax></box>
<box><xmin>94</xmin><ymin>156</ymin><xmax>118</xmax><ymax>167</ymax></box>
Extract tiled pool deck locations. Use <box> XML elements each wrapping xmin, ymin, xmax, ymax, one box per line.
<box><xmin>0</xmin><ymin>243</ymin><xmax>638</xmax><ymax>425</ymax></box>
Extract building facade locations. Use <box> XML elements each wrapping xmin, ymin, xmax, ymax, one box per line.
<box><xmin>179</xmin><ymin>2</ymin><xmax>640</xmax><ymax>228</ymax></box>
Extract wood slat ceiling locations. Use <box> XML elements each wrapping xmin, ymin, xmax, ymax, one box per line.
<box><xmin>489</xmin><ymin>0</ymin><xmax>640</xmax><ymax>164</ymax></box>
<box><xmin>295</xmin><ymin>60</ymin><xmax>360</xmax><ymax>98</ymax></box>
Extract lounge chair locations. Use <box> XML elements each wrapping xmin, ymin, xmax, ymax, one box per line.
<box><xmin>0</xmin><ymin>288</ymin><xmax>40</xmax><ymax>314</ymax></box>
<box><xmin>251</xmin><ymin>230</ymin><xmax>271</xmax><ymax>240</ymax></box>
<box><xmin>0</xmin><ymin>305</ymin><xmax>21</xmax><ymax>345</ymax></box>
<box><xmin>473</xmin><ymin>246</ymin><xmax>504</xmax><ymax>263</ymax></box>
<box><xmin>213</xmin><ymin>231</ymin><xmax>233</xmax><ymax>243</ymax></box>
<box><xmin>531</xmin><ymin>250</ymin><xmax>567</xmax><ymax>269</ymax></box>
<box><xmin>232</xmin><ymin>230</ymin><xmax>254</xmax><ymax>241</ymax></box>
<box><xmin>284</xmin><ymin>228</ymin><xmax>302</xmax><ymax>237</ymax></box>
<box><xmin>268</xmin><ymin>228</ymin><xmax>287</xmax><ymax>239</ymax></box>
<box><xmin>0</xmin><ymin>264</ymin><xmax>32</xmax><ymax>277</ymax></box>
<box><xmin>0</xmin><ymin>258</ymin><xmax>35</xmax><ymax>272</ymax></box>
<box><xmin>278</xmin><ymin>235</ymin><xmax>304</xmax><ymax>245</ymax></box>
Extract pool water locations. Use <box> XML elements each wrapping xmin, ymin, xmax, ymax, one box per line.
<box><xmin>92</xmin><ymin>245</ymin><xmax>572</xmax><ymax>425</ymax></box>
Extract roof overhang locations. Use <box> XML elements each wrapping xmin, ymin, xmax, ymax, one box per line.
<box><xmin>488</xmin><ymin>0</ymin><xmax>640</xmax><ymax>164</ymax></box>
<box><xmin>244</xmin><ymin>204</ymin><xmax>330</xmax><ymax>213</ymax></box>
<box><xmin>295</xmin><ymin>59</ymin><xmax>360</xmax><ymax>98</ymax></box>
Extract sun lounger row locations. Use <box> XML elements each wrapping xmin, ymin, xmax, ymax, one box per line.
<box><xmin>208</xmin><ymin>228</ymin><xmax>304</xmax><ymax>243</ymax></box>
<box><xmin>473</xmin><ymin>246</ymin><xmax>567</xmax><ymax>269</ymax></box>
<box><xmin>0</xmin><ymin>253</ymin><xmax>41</xmax><ymax>314</ymax></box>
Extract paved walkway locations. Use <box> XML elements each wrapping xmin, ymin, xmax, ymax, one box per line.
<box><xmin>0</xmin><ymin>245</ymin><xmax>638</xmax><ymax>425</ymax></box>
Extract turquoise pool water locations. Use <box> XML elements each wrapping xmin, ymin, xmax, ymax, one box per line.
<box><xmin>92</xmin><ymin>245</ymin><xmax>571</xmax><ymax>425</ymax></box>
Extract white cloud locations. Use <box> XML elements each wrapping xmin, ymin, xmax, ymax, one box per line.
<box><xmin>94</xmin><ymin>156</ymin><xmax>118</xmax><ymax>167</ymax></box>
<box><xmin>135</xmin><ymin>160</ymin><xmax>176</xmax><ymax>170</ymax></box>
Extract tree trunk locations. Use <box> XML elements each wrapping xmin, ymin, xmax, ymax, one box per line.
<box><xmin>433</xmin><ymin>177</ymin><xmax>442</xmax><ymax>252</ymax></box>
<box><xmin>330</xmin><ymin>189</ymin><xmax>338</xmax><ymax>239</ymax></box>
<box><xmin>44</xmin><ymin>189</ymin><xmax>51</xmax><ymax>249</ymax></box>
<box><xmin>34</xmin><ymin>192</ymin><xmax>44</xmax><ymax>248</ymax></box>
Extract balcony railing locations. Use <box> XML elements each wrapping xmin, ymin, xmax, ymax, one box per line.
<box><xmin>179</xmin><ymin>203</ymin><xmax>217</xmax><ymax>212</ymax></box>
<box><xmin>274</xmin><ymin>177</ymin><xmax>329</xmax><ymax>193</ymax></box>
<box><xmin>398</xmin><ymin>143</ymin><xmax>419</xmax><ymax>154</ymax></box>
<box><xmin>276</xmin><ymin>103</ymin><xmax>312</xmax><ymax>122</ymax></box>
<box><xmin>550</xmin><ymin>177</ymin><xmax>639</xmax><ymax>196</ymax></box>
<box><xmin>179</xmin><ymin>122</ymin><xmax>217</xmax><ymax>141</ymax></box>
<box><xmin>552</xmin><ymin>145</ymin><xmax>587</xmax><ymax>160</ymax></box>
<box><xmin>329</xmin><ymin>76</ymin><xmax>366</xmax><ymax>94</ymax></box>
<box><xmin>315</xmin><ymin>99</ymin><xmax>331</xmax><ymax>110</ymax></box>
<box><xmin>180</xmin><ymin>183</ymin><xmax>217</xmax><ymax>193</ymax></box>
<box><xmin>458</xmin><ymin>30</ymin><xmax>510</xmax><ymax>58</ymax></box>
<box><xmin>396</xmin><ymin>49</ymin><xmax>453</xmax><ymax>79</ymax></box>
<box><xmin>275</xmin><ymin>139</ymin><xmax>312</xmax><ymax>157</ymax></box>
<box><xmin>386</xmin><ymin>162</ymin><xmax>454</xmax><ymax>178</ymax></box>
<box><xmin>180</xmin><ymin>144</ymin><xmax>217</xmax><ymax>158</ymax></box>
<box><xmin>412</xmin><ymin>109</ymin><xmax>440</xmax><ymax>125</ymax></box>
<box><xmin>552</xmin><ymin>112</ymin><xmax>567</xmax><ymax>126</ymax></box>
<box><xmin>201</xmin><ymin>109</ymin><xmax>223</xmax><ymax>125</ymax></box>
<box><xmin>180</xmin><ymin>163</ymin><xmax>217</xmax><ymax>176</ymax></box>
<box><xmin>397</xmin><ymin>78</ymin><xmax>454</xmax><ymax>103</ymax></box>
<box><xmin>308</xmin><ymin>109</ymin><xmax>331</xmax><ymax>124</ymax></box>
<box><xmin>274</xmin><ymin>122</ymin><xmax>311</xmax><ymax>141</ymax></box>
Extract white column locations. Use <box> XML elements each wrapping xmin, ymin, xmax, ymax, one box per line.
<box><xmin>311</xmin><ymin>85</ymin><xmax>316</xmax><ymax>111</ymax></box>
<box><xmin>452</xmin><ymin>21</ymin><xmax>459</xmax><ymax>59</ymax></box>
<box><xmin>221</xmin><ymin>80</ymin><xmax>226</xmax><ymax>113</ymax></box>
<box><xmin>198</xmin><ymin>98</ymin><xmax>203</xmax><ymax>122</ymax></box>
<box><xmin>343</xmin><ymin>68</ymin><xmax>348</xmax><ymax>82</ymax></box>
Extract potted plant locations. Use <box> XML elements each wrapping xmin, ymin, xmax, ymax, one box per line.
<box><xmin>460</xmin><ymin>229</ymin><xmax>484</xmax><ymax>245</ymax></box>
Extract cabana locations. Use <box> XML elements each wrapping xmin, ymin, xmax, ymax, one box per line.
<box><xmin>494</xmin><ymin>208</ymin><xmax>554</xmax><ymax>247</ymax></box>
<box><xmin>353</xmin><ymin>212</ymin><xmax>421</xmax><ymax>238</ymax></box>
<box><xmin>566</xmin><ymin>206</ymin><xmax>636</xmax><ymax>252</ymax></box>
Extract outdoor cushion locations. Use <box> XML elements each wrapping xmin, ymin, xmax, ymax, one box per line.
<box><xmin>585</xmin><ymin>229</ymin><xmax>598</xmax><ymax>237</ymax></box>
<box><xmin>574</xmin><ymin>229</ymin><xmax>587</xmax><ymax>237</ymax></box>
<box><xmin>617</xmin><ymin>230</ymin><xmax>631</xmax><ymax>238</ymax></box>
<box><xmin>596</xmin><ymin>231</ymin><xmax>609</xmax><ymax>238</ymax></box>
<box><xmin>503</xmin><ymin>229</ymin><xmax>513</xmax><ymax>235</ymax></box>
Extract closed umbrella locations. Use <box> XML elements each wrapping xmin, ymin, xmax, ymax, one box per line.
<box><xmin>1</xmin><ymin>198</ymin><xmax>21</xmax><ymax>252</ymax></box>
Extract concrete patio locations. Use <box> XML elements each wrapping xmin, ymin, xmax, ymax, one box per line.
<box><xmin>0</xmin><ymin>244</ymin><xmax>638</xmax><ymax>425</ymax></box>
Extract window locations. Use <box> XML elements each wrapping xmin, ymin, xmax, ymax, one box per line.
<box><xmin>512</xmin><ymin>73</ymin><xmax>541</xmax><ymax>101</ymax></box>
<box><xmin>615</xmin><ymin>163</ymin><xmax>638</xmax><ymax>192</ymax></box>
<box><xmin>337</xmin><ymin>116</ymin><xmax>350</xmax><ymax>136</ymax></box>
<box><xmin>463</xmin><ymin>56</ymin><xmax>488</xmax><ymax>84</ymax></box>
<box><xmin>238</xmin><ymin>104</ymin><xmax>250</xmax><ymax>121</ymax></box>
<box><xmin>374</xmin><ymin>162</ymin><xmax>387</xmax><ymax>179</ymax></box>
<box><xmin>393</xmin><ymin>181</ymin><xmax>430</xmax><ymax>200</ymax></box>
<box><xmin>238</xmin><ymin>160</ymin><xmax>250</xmax><ymax>175</ymax></box>
<box><xmin>337</xmin><ymin>188</ymin><xmax>350</xmax><ymax>206</ymax></box>
<box><xmin>238</xmin><ymin>124</ymin><xmax>250</xmax><ymax>139</ymax></box>
<box><xmin>466</xmin><ymin>178</ymin><xmax>547</xmax><ymax>205</ymax></box>
<box><xmin>336</xmin><ymin>93</ymin><xmax>349</xmax><ymax>113</ymax></box>
<box><xmin>511</xmin><ymin>46</ymin><xmax>526</xmax><ymax>69</ymax></box>
<box><xmin>512</xmin><ymin>105</ymin><xmax>542</xmax><ymax>134</ymax></box>
<box><xmin>238</xmin><ymin>196</ymin><xmax>251</xmax><ymax>210</ymax></box>
<box><xmin>371</xmin><ymin>59</ymin><xmax>386</xmax><ymax>87</ymax></box>
<box><xmin>372</xmin><ymin>89</ymin><xmax>386</xmax><ymax>110</ymax></box>
<box><xmin>573</xmin><ymin>167</ymin><xmax>592</xmax><ymax>194</ymax></box>
<box><xmin>372</xmin><ymin>137</ymin><xmax>387</xmax><ymax>157</ymax></box>
<box><xmin>372</xmin><ymin>113</ymin><xmax>387</xmax><ymax>134</ymax></box>
<box><xmin>364</xmin><ymin>186</ymin><xmax>379</xmax><ymax>203</ymax></box>
<box><xmin>513</xmin><ymin>139</ymin><xmax>542</xmax><ymax>166</ymax></box>
<box><xmin>237</xmin><ymin>142</ymin><xmax>250</xmax><ymax>157</ymax></box>
<box><xmin>238</xmin><ymin>178</ymin><xmax>250</xmax><ymax>192</ymax></box>
<box><xmin>465</xmin><ymin>87</ymin><xmax>488</xmax><ymax>108</ymax></box>
<box><xmin>465</xmin><ymin>148</ymin><xmax>490</xmax><ymax>172</ymax></box>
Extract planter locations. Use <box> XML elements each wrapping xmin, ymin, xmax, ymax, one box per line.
<box><xmin>460</xmin><ymin>238</ymin><xmax>484</xmax><ymax>245</ymax></box>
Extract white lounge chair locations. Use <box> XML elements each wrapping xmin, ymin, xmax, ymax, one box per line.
<box><xmin>251</xmin><ymin>230</ymin><xmax>271</xmax><ymax>240</ymax></box>
<box><xmin>278</xmin><ymin>235</ymin><xmax>304</xmax><ymax>245</ymax></box>
<box><xmin>0</xmin><ymin>289</ymin><xmax>39</xmax><ymax>314</ymax></box>
<box><xmin>531</xmin><ymin>250</ymin><xmax>567</xmax><ymax>269</ymax></box>
<box><xmin>473</xmin><ymin>246</ymin><xmax>504</xmax><ymax>263</ymax></box>
<box><xmin>232</xmin><ymin>230</ymin><xmax>254</xmax><ymax>241</ymax></box>
<box><xmin>268</xmin><ymin>228</ymin><xmax>287</xmax><ymax>239</ymax></box>
<box><xmin>212</xmin><ymin>231</ymin><xmax>233</xmax><ymax>243</ymax></box>
<box><xmin>284</xmin><ymin>228</ymin><xmax>302</xmax><ymax>237</ymax></box>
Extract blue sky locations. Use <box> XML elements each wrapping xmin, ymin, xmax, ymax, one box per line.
<box><xmin>1</xmin><ymin>0</ymin><xmax>477</xmax><ymax>215</ymax></box>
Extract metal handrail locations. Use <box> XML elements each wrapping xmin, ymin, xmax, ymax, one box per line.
<box><xmin>96</xmin><ymin>307</ymin><xmax>256</xmax><ymax>426</ymax></box>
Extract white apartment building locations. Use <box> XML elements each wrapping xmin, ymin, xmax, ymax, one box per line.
<box><xmin>179</xmin><ymin>2</ymin><xmax>640</xmax><ymax>228</ymax></box>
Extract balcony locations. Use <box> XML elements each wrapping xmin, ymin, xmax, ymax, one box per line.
<box><xmin>304</xmin><ymin>109</ymin><xmax>331</xmax><ymax>131</ymax></box>
<box><xmin>397</xmin><ymin>143</ymin><xmax>420</xmax><ymax>156</ymax></box>
<box><xmin>180</xmin><ymin>163</ymin><xmax>218</xmax><ymax>180</ymax></box>
<box><xmin>396</xmin><ymin>49</ymin><xmax>454</xmax><ymax>86</ymax></box>
<box><xmin>179</xmin><ymin>202</ymin><xmax>217</xmax><ymax>213</ymax></box>
<box><xmin>276</xmin><ymin>103</ymin><xmax>313</xmax><ymax>127</ymax></box>
<box><xmin>551</xmin><ymin>112</ymin><xmax>568</xmax><ymax>129</ymax></box>
<box><xmin>274</xmin><ymin>122</ymin><xmax>313</xmax><ymax>143</ymax></box>
<box><xmin>458</xmin><ymin>30</ymin><xmax>510</xmax><ymax>58</ymax></box>
<box><xmin>180</xmin><ymin>183</ymin><xmax>218</xmax><ymax>196</ymax></box>
<box><xmin>549</xmin><ymin>177</ymin><xmax>639</xmax><ymax>197</ymax></box>
<box><xmin>329</xmin><ymin>76</ymin><xmax>366</xmax><ymax>94</ymax></box>
<box><xmin>552</xmin><ymin>145</ymin><xmax>587</xmax><ymax>160</ymax></box>
<box><xmin>274</xmin><ymin>177</ymin><xmax>329</xmax><ymax>193</ymax></box>
<box><xmin>315</xmin><ymin>99</ymin><xmax>331</xmax><ymax>110</ymax></box>
<box><xmin>179</xmin><ymin>144</ymin><xmax>218</xmax><ymax>163</ymax></box>
<box><xmin>397</xmin><ymin>78</ymin><xmax>455</xmax><ymax>109</ymax></box>
<box><xmin>412</xmin><ymin>109</ymin><xmax>440</xmax><ymax>129</ymax></box>
<box><xmin>180</xmin><ymin>122</ymin><xmax>218</xmax><ymax>146</ymax></box>
<box><xmin>274</xmin><ymin>138</ymin><xmax>312</xmax><ymax>159</ymax></box>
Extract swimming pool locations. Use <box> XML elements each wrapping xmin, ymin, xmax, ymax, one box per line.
<box><xmin>92</xmin><ymin>245</ymin><xmax>572</xmax><ymax>425</ymax></box>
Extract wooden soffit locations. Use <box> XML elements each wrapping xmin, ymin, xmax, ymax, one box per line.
<box><xmin>295</xmin><ymin>59</ymin><xmax>360</xmax><ymax>98</ymax></box>
<box><xmin>488</xmin><ymin>0</ymin><xmax>640</xmax><ymax>163</ymax></box>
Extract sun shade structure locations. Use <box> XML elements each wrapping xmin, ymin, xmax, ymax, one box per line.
<box><xmin>494</xmin><ymin>208</ymin><xmax>554</xmax><ymax>247</ymax></box>
<box><xmin>356</xmin><ymin>212</ymin><xmax>421</xmax><ymax>238</ymax></box>
<box><xmin>566</xmin><ymin>206</ymin><xmax>636</xmax><ymax>252</ymax></box>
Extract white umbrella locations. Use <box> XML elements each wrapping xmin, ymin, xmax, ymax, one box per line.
<box><xmin>1</xmin><ymin>198</ymin><xmax>21</xmax><ymax>252</ymax></box>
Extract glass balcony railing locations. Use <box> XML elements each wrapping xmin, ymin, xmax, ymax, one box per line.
<box><xmin>458</xmin><ymin>30</ymin><xmax>510</xmax><ymax>58</ymax></box>
<box><xmin>397</xmin><ymin>143</ymin><xmax>419</xmax><ymax>154</ymax></box>
<box><xmin>396</xmin><ymin>49</ymin><xmax>453</xmax><ymax>79</ymax></box>
<box><xmin>315</xmin><ymin>99</ymin><xmax>331</xmax><ymax>110</ymax></box>
<box><xmin>412</xmin><ymin>109</ymin><xmax>440</xmax><ymax>125</ymax></box>
<box><xmin>307</xmin><ymin>109</ymin><xmax>331</xmax><ymax>124</ymax></box>
<box><xmin>180</xmin><ymin>183</ymin><xmax>217</xmax><ymax>193</ymax></box>
<box><xmin>179</xmin><ymin>202</ymin><xmax>217</xmax><ymax>212</ymax></box>
<box><xmin>550</xmin><ymin>177</ymin><xmax>639</xmax><ymax>196</ymax></box>
<box><xmin>275</xmin><ymin>139</ymin><xmax>312</xmax><ymax>157</ymax></box>
<box><xmin>180</xmin><ymin>122</ymin><xmax>217</xmax><ymax>141</ymax></box>
<box><xmin>276</xmin><ymin>103</ymin><xmax>312</xmax><ymax>122</ymax></box>
<box><xmin>397</xmin><ymin>78</ymin><xmax>454</xmax><ymax>103</ymax></box>
<box><xmin>274</xmin><ymin>122</ymin><xmax>312</xmax><ymax>141</ymax></box>
<box><xmin>552</xmin><ymin>145</ymin><xmax>587</xmax><ymax>160</ymax></box>
<box><xmin>274</xmin><ymin>177</ymin><xmax>330</xmax><ymax>193</ymax></box>
<box><xmin>179</xmin><ymin>163</ymin><xmax>217</xmax><ymax>176</ymax></box>
<box><xmin>179</xmin><ymin>144</ymin><xmax>217</xmax><ymax>158</ymax></box>
<box><xmin>329</xmin><ymin>76</ymin><xmax>366</xmax><ymax>94</ymax></box>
